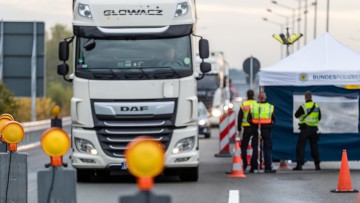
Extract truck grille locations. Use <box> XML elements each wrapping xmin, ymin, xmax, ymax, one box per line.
<box><xmin>97</xmin><ymin>127</ymin><xmax>172</xmax><ymax>158</ymax></box>
<box><xmin>91</xmin><ymin>99</ymin><xmax>177</xmax><ymax>158</ymax></box>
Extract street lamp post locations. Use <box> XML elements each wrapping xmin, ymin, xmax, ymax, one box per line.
<box><xmin>303</xmin><ymin>0</ymin><xmax>308</xmax><ymax>45</ymax></box>
<box><xmin>326</xmin><ymin>0</ymin><xmax>330</xmax><ymax>32</ymax></box>
<box><xmin>263</xmin><ymin>17</ymin><xmax>284</xmax><ymax>59</ymax></box>
<box><xmin>313</xmin><ymin>0</ymin><xmax>318</xmax><ymax>39</ymax></box>
<box><xmin>271</xmin><ymin>1</ymin><xmax>296</xmax><ymax>35</ymax></box>
<box><xmin>266</xmin><ymin>8</ymin><xmax>290</xmax><ymax>30</ymax></box>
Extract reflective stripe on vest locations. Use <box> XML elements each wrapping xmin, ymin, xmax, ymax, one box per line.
<box><xmin>251</xmin><ymin>103</ymin><xmax>274</xmax><ymax>124</ymax></box>
<box><xmin>240</xmin><ymin>100</ymin><xmax>257</xmax><ymax>126</ymax></box>
<box><xmin>299</xmin><ymin>102</ymin><xmax>319</xmax><ymax>127</ymax></box>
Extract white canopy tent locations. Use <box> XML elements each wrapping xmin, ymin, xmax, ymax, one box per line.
<box><xmin>260</xmin><ymin>33</ymin><xmax>360</xmax><ymax>86</ymax></box>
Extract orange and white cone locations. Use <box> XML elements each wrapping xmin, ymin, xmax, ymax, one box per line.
<box><xmin>228</xmin><ymin>140</ymin><xmax>246</xmax><ymax>178</ymax></box>
<box><xmin>331</xmin><ymin>150</ymin><xmax>358</xmax><ymax>193</ymax></box>
<box><xmin>247</xmin><ymin>141</ymin><xmax>252</xmax><ymax>166</ymax></box>
<box><xmin>279</xmin><ymin>160</ymin><xmax>290</xmax><ymax>169</ymax></box>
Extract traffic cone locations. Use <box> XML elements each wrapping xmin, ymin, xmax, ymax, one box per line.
<box><xmin>331</xmin><ymin>150</ymin><xmax>358</xmax><ymax>193</ymax></box>
<box><xmin>228</xmin><ymin>140</ymin><xmax>246</xmax><ymax>178</ymax></box>
<box><xmin>279</xmin><ymin>160</ymin><xmax>290</xmax><ymax>169</ymax></box>
<box><xmin>246</xmin><ymin>142</ymin><xmax>252</xmax><ymax>166</ymax></box>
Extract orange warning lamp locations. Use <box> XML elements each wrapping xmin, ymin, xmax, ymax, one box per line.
<box><xmin>1</xmin><ymin>121</ymin><xmax>25</xmax><ymax>151</ymax></box>
<box><xmin>125</xmin><ymin>137</ymin><xmax>165</xmax><ymax>190</ymax></box>
<box><xmin>52</xmin><ymin>105</ymin><xmax>61</xmax><ymax>119</ymax></box>
<box><xmin>41</xmin><ymin>127</ymin><xmax>70</xmax><ymax>167</ymax></box>
<box><xmin>0</xmin><ymin>113</ymin><xmax>14</xmax><ymax>121</ymax></box>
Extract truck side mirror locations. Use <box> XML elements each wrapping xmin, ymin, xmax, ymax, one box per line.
<box><xmin>59</xmin><ymin>41</ymin><xmax>69</xmax><ymax>61</ymax></box>
<box><xmin>200</xmin><ymin>62</ymin><xmax>211</xmax><ymax>73</ymax></box>
<box><xmin>57</xmin><ymin>63</ymin><xmax>69</xmax><ymax>76</ymax></box>
<box><xmin>199</xmin><ymin>39</ymin><xmax>209</xmax><ymax>59</ymax></box>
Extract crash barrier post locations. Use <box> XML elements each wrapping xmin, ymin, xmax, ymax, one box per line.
<box><xmin>215</xmin><ymin>113</ymin><xmax>231</xmax><ymax>157</ymax></box>
<box><xmin>50</xmin><ymin>105</ymin><xmax>62</xmax><ymax>128</ymax></box>
<box><xmin>37</xmin><ymin>127</ymin><xmax>76</xmax><ymax>203</ymax></box>
<box><xmin>228</xmin><ymin>140</ymin><xmax>246</xmax><ymax>178</ymax></box>
<box><xmin>227</xmin><ymin>109</ymin><xmax>237</xmax><ymax>156</ymax></box>
<box><xmin>120</xmin><ymin>137</ymin><xmax>171</xmax><ymax>203</ymax></box>
<box><xmin>0</xmin><ymin>121</ymin><xmax>27</xmax><ymax>203</ymax></box>
<box><xmin>331</xmin><ymin>150</ymin><xmax>358</xmax><ymax>193</ymax></box>
<box><xmin>0</xmin><ymin>114</ymin><xmax>14</xmax><ymax>152</ymax></box>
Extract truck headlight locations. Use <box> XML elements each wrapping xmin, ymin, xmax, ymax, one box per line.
<box><xmin>75</xmin><ymin>138</ymin><xmax>98</xmax><ymax>155</ymax></box>
<box><xmin>78</xmin><ymin>3</ymin><xmax>93</xmax><ymax>19</ymax></box>
<box><xmin>211</xmin><ymin>108</ymin><xmax>222</xmax><ymax>117</ymax></box>
<box><xmin>175</xmin><ymin>2</ymin><xmax>188</xmax><ymax>17</ymax></box>
<box><xmin>172</xmin><ymin>137</ymin><xmax>195</xmax><ymax>154</ymax></box>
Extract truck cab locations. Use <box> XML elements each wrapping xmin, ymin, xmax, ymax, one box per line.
<box><xmin>58</xmin><ymin>0</ymin><xmax>210</xmax><ymax>182</ymax></box>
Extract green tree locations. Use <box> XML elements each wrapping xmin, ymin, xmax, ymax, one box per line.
<box><xmin>0</xmin><ymin>84</ymin><xmax>19</xmax><ymax>118</ymax></box>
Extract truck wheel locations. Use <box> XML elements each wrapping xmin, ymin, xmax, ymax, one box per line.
<box><xmin>179</xmin><ymin>167</ymin><xmax>199</xmax><ymax>182</ymax></box>
<box><xmin>76</xmin><ymin>169</ymin><xmax>92</xmax><ymax>182</ymax></box>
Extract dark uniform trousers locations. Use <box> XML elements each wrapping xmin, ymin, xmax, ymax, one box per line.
<box><xmin>295</xmin><ymin>126</ymin><xmax>320</xmax><ymax>166</ymax></box>
<box><xmin>241</xmin><ymin>126</ymin><xmax>258</xmax><ymax>169</ymax></box>
<box><xmin>260</xmin><ymin>128</ymin><xmax>273</xmax><ymax>170</ymax></box>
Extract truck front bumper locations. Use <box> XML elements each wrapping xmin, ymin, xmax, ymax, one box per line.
<box><xmin>71</xmin><ymin>126</ymin><xmax>199</xmax><ymax>169</ymax></box>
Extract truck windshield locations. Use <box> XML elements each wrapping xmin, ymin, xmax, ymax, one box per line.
<box><xmin>197</xmin><ymin>74</ymin><xmax>220</xmax><ymax>90</ymax></box>
<box><xmin>75</xmin><ymin>36</ymin><xmax>192</xmax><ymax>80</ymax></box>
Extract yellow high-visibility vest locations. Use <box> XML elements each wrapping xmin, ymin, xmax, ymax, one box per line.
<box><xmin>299</xmin><ymin>102</ymin><xmax>319</xmax><ymax>127</ymax></box>
<box><xmin>251</xmin><ymin>103</ymin><xmax>274</xmax><ymax>124</ymax></box>
<box><xmin>240</xmin><ymin>100</ymin><xmax>257</xmax><ymax>126</ymax></box>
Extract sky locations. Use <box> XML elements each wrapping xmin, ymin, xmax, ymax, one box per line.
<box><xmin>1</xmin><ymin>0</ymin><xmax>359</xmax><ymax>69</ymax></box>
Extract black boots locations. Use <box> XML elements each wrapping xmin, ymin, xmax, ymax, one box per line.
<box><xmin>293</xmin><ymin>165</ymin><xmax>303</xmax><ymax>171</ymax></box>
<box><xmin>315</xmin><ymin>163</ymin><xmax>321</xmax><ymax>170</ymax></box>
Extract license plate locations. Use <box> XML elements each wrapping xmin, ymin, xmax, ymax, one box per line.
<box><xmin>120</xmin><ymin>162</ymin><xmax>128</xmax><ymax>170</ymax></box>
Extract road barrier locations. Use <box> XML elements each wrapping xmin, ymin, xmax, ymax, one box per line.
<box><xmin>38</xmin><ymin>127</ymin><xmax>76</xmax><ymax>203</ymax></box>
<box><xmin>120</xmin><ymin>137</ymin><xmax>171</xmax><ymax>203</ymax></box>
<box><xmin>215</xmin><ymin>109</ymin><xmax>239</xmax><ymax>158</ymax></box>
<box><xmin>215</xmin><ymin>113</ymin><xmax>231</xmax><ymax>157</ymax></box>
<box><xmin>0</xmin><ymin>120</ymin><xmax>27</xmax><ymax>203</ymax></box>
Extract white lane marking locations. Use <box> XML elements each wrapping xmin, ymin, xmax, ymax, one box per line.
<box><xmin>229</xmin><ymin>190</ymin><xmax>240</xmax><ymax>203</ymax></box>
<box><xmin>18</xmin><ymin>141</ymin><xmax>41</xmax><ymax>151</ymax></box>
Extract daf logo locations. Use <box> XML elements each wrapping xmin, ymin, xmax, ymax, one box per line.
<box><xmin>120</xmin><ymin>106</ymin><xmax>149</xmax><ymax>111</ymax></box>
<box><xmin>104</xmin><ymin>7</ymin><xmax>163</xmax><ymax>16</ymax></box>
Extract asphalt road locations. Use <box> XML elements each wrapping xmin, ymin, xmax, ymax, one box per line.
<box><xmin>24</xmin><ymin>127</ymin><xmax>360</xmax><ymax>203</ymax></box>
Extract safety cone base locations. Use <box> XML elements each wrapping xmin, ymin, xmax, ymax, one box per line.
<box><xmin>331</xmin><ymin>189</ymin><xmax>358</xmax><ymax>193</ymax></box>
<box><xmin>229</xmin><ymin>173</ymin><xmax>246</xmax><ymax>178</ymax></box>
<box><xmin>215</xmin><ymin>152</ymin><xmax>232</xmax><ymax>158</ymax></box>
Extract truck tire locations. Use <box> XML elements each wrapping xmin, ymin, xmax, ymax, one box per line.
<box><xmin>76</xmin><ymin>169</ymin><xmax>92</xmax><ymax>182</ymax></box>
<box><xmin>179</xmin><ymin>167</ymin><xmax>199</xmax><ymax>182</ymax></box>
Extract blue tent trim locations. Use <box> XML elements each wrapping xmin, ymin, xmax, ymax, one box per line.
<box><xmin>265</xmin><ymin>86</ymin><xmax>360</xmax><ymax>161</ymax></box>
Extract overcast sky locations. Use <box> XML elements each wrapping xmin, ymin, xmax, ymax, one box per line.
<box><xmin>1</xmin><ymin>0</ymin><xmax>359</xmax><ymax>69</ymax></box>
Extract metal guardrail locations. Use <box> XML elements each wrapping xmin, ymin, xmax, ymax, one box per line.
<box><xmin>19</xmin><ymin>117</ymin><xmax>72</xmax><ymax>147</ymax></box>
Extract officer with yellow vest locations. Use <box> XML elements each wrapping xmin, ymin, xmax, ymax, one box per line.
<box><xmin>293</xmin><ymin>91</ymin><xmax>321</xmax><ymax>171</ymax></box>
<box><xmin>248</xmin><ymin>92</ymin><xmax>276</xmax><ymax>173</ymax></box>
<box><xmin>237</xmin><ymin>90</ymin><xmax>258</xmax><ymax>172</ymax></box>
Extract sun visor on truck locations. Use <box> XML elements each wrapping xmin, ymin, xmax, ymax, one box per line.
<box><xmin>73</xmin><ymin>24</ymin><xmax>193</xmax><ymax>39</ymax></box>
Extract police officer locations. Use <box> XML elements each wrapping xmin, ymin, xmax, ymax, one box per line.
<box><xmin>293</xmin><ymin>91</ymin><xmax>321</xmax><ymax>171</ymax></box>
<box><xmin>237</xmin><ymin>90</ymin><xmax>258</xmax><ymax>172</ymax></box>
<box><xmin>248</xmin><ymin>92</ymin><xmax>276</xmax><ymax>173</ymax></box>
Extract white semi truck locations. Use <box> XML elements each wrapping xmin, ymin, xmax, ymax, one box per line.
<box><xmin>57</xmin><ymin>0</ymin><xmax>211</xmax><ymax>182</ymax></box>
<box><xmin>197</xmin><ymin>52</ymin><xmax>230</xmax><ymax>125</ymax></box>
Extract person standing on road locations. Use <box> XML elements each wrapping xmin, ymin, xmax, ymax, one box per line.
<box><xmin>293</xmin><ymin>91</ymin><xmax>321</xmax><ymax>171</ymax></box>
<box><xmin>237</xmin><ymin>89</ymin><xmax>258</xmax><ymax>172</ymax></box>
<box><xmin>248</xmin><ymin>92</ymin><xmax>276</xmax><ymax>173</ymax></box>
